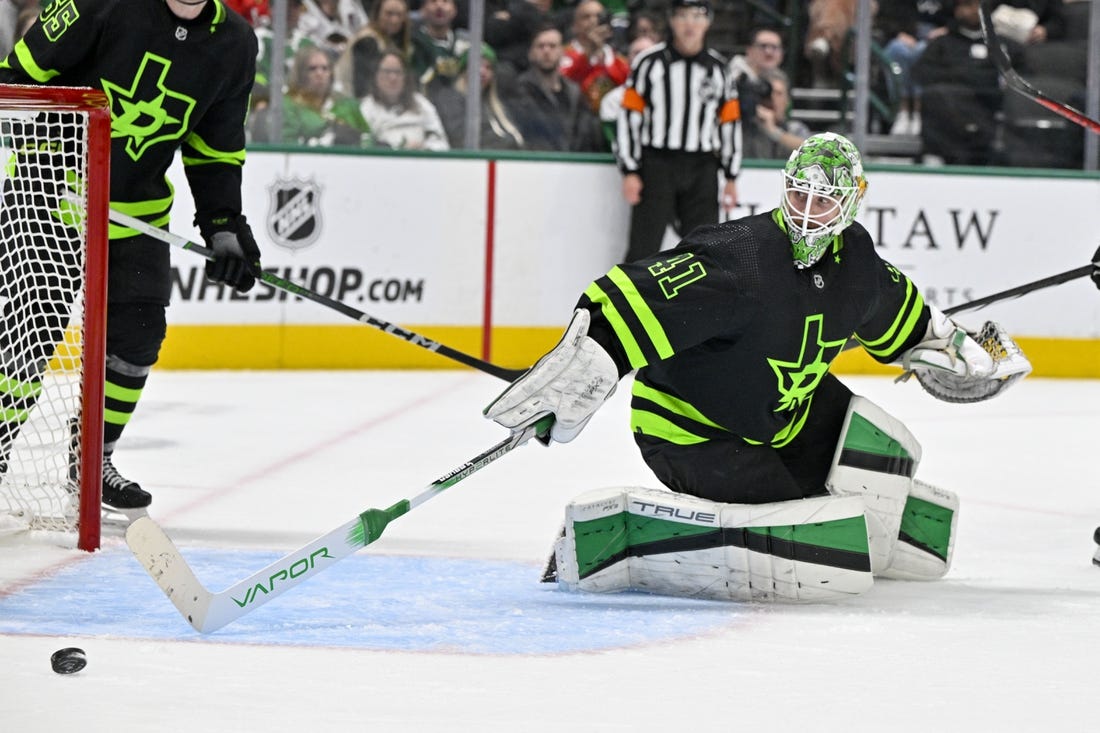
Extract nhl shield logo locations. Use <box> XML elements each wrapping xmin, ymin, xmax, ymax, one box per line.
<box><xmin>267</xmin><ymin>177</ymin><xmax>322</xmax><ymax>251</ymax></box>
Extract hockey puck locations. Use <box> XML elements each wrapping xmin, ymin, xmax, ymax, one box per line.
<box><xmin>50</xmin><ymin>647</ymin><xmax>87</xmax><ymax>675</ymax></box>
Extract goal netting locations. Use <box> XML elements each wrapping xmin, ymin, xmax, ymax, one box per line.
<box><xmin>0</xmin><ymin>85</ymin><xmax>110</xmax><ymax>551</ymax></box>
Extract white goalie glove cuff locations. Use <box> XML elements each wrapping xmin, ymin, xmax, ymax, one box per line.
<box><xmin>484</xmin><ymin>308</ymin><xmax>619</xmax><ymax>443</ymax></box>
<box><xmin>901</xmin><ymin>306</ymin><xmax>995</xmax><ymax>378</ymax></box>
<box><xmin>901</xmin><ymin>310</ymin><xmax>1032</xmax><ymax>404</ymax></box>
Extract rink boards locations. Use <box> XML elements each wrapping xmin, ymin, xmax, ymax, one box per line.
<box><xmin>158</xmin><ymin>150</ymin><xmax>1100</xmax><ymax>376</ymax></box>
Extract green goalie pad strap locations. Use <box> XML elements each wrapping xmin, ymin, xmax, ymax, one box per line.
<box><xmin>826</xmin><ymin>396</ymin><xmax>921</xmax><ymax>575</ymax></box>
<box><xmin>553</xmin><ymin>486</ymin><xmax>874</xmax><ymax>603</ymax></box>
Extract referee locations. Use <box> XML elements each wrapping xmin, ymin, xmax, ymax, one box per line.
<box><xmin>616</xmin><ymin>0</ymin><xmax>741</xmax><ymax>262</ymax></box>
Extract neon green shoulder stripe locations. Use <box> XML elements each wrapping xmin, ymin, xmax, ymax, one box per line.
<box><xmin>859</xmin><ymin>279</ymin><xmax>925</xmax><ymax>357</ymax></box>
<box><xmin>606</xmin><ymin>266</ymin><xmax>674</xmax><ymax>359</ymax></box>
<box><xmin>584</xmin><ymin>281</ymin><xmax>647</xmax><ymax>369</ymax></box>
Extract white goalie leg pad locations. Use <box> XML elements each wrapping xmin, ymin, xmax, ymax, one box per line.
<box><xmin>878</xmin><ymin>480</ymin><xmax>959</xmax><ymax>580</ymax></box>
<box><xmin>826</xmin><ymin>396</ymin><xmax>921</xmax><ymax>575</ymax></box>
<box><xmin>553</xmin><ymin>486</ymin><xmax>874</xmax><ymax>603</ymax></box>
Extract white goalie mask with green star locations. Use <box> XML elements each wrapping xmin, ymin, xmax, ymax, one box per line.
<box><xmin>780</xmin><ymin>132</ymin><xmax>867</xmax><ymax>268</ymax></box>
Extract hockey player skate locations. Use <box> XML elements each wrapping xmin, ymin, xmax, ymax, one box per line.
<box><xmin>68</xmin><ymin>417</ymin><xmax>150</xmax><ymax>521</ymax></box>
<box><xmin>101</xmin><ymin>455</ymin><xmax>151</xmax><ymax>514</ymax></box>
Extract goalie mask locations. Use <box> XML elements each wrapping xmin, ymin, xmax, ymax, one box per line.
<box><xmin>781</xmin><ymin>132</ymin><xmax>867</xmax><ymax>268</ymax></box>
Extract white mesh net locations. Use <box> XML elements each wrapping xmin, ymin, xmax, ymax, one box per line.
<box><xmin>0</xmin><ymin>107</ymin><xmax>92</xmax><ymax>534</ymax></box>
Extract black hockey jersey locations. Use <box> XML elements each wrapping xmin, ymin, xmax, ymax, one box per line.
<box><xmin>580</xmin><ymin>210</ymin><xmax>930</xmax><ymax>447</ymax></box>
<box><xmin>0</xmin><ymin>0</ymin><xmax>258</xmax><ymax>239</ymax></box>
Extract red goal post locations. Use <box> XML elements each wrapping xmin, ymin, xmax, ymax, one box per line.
<box><xmin>0</xmin><ymin>84</ymin><xmax>110</xmax><ymax>551</ymax></box>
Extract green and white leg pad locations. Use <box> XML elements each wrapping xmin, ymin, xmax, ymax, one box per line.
<box><xmin>880</xmin><ymin>479</ymin><xmax>959</xmax><ymax>580</ymax></box>
<box><xmin>826</xmin><ymin>396</ymin><xmax>957</xmax><ymax>579</ymax></box>
<box><xmin>552</xmin><ymin>486</ymin><xmax>874</xmax><ymax>602</ymax></box>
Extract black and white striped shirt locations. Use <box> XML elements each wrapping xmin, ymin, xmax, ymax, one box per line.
<box><xmin>616</xmin><ymin>42</ymin><xmax>742</xmax><ymax>179</ymax></box>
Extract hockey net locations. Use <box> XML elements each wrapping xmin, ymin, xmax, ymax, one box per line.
<box><xmin>0</xmin><ymin>85</ymin><xmax>110</xmax><ymax>551</ymax></box>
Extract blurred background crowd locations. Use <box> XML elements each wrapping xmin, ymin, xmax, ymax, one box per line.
<box><xmin>1</xmin><ymin>0</ymin><xmax>1094</xmax><ymax>168</ymax></box>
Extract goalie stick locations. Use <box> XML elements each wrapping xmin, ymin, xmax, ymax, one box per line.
<box><xmin>108</xmin><ymin>210</ymin><xmax>525</xmax><ymax>382</ymax></box>
<box><xmin>978</xmin><ymin>0</ymin><xmax>1100</xmax><ymax>135</ymax></box>
<box><xmin>126</xmin><ymin>416</ymin><xmax>553</xmax><ymax>633</ymax></box>
<box><xmin>842</xmin><ymin>249</ymin><xmax>1100</xmax><ymax>352</ymax></box>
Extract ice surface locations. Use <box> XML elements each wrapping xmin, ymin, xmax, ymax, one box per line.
<box><xmin>1</xmin><ymin>370</ymin><xmax>1098</xmax><ymax>731</ymax></box>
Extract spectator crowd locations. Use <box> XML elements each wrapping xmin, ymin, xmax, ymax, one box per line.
<box><xmin>0</xmin><ymin>0</ymin><xmax>1092</xmax><ymax>169</ymax></box>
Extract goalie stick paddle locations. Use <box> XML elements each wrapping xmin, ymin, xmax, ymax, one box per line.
<box><xmin>978</xmin><ymin>0</ymin><xmax>1100</xmax><ymax>135</ymax></box>
<box><xmin>126</xmin><ymin>416</ymin><xmax>553</xmax><ymax>633</ymax></box>
<box><xmin>108</xmin><ymin>210</ymin><xmax>525</xmax><ymax>382</ymax></box>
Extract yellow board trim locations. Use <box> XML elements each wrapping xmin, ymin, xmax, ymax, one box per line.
<box><xmin>154</xmin><ymin>325</ymin><xmax>1100</xmax><ymax>378</ymax></box>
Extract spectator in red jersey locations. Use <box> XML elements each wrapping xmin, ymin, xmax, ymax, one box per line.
<box><xmin>560</xmin><ymin>0</ymin><xmax>629</xmax><ymax>114</ymax></box>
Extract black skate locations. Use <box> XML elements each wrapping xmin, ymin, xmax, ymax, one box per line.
<box><xmin>101</xmin><ymin>456</ymin><xmax>151</xmax><ymax>511</ymax></box>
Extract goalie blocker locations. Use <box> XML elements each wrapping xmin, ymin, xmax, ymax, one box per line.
<box><xmin>549</xmin><ymin>397</ymin><xmax>959</xmax><ymax>602</ymax></box>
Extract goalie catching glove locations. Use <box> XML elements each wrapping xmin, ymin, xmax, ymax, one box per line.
<box><xmin>899</xmin><ymin>306</ymin><xmax>1031</xmax><ymax>403</ymax></box>
<box><xmin>485</xmin><ymin>309</ymin><xmax>619</xmax><ymax>444</ymax></box>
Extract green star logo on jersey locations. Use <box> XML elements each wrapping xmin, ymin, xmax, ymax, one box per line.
<box><xmin>767</xmin><ymin>314</ymin><xmax>848</xmax><ymax>412</ymax></box>
<box><xmin>101</xmin><ymin>53</ymin><xmax>196</xmax><ymax>162</ymax></box>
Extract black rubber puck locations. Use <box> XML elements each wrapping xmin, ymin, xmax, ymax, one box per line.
<box><xmin>50</xmin><ymin>647</ymin><xmax>87</xmax><ymax>675</ymax></box>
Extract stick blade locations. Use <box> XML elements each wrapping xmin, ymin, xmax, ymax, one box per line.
<box><xmin>126</xmin><ymin>516</ymin><xmax>214</xmax><ymax>633</ymax></box>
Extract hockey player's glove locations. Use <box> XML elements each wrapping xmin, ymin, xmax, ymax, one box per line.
<box><xmin>197</xmin><ymin>213</ymin><xmax>263</xmax><ymax>293</ymax></box>
<box><xmin>484</xmin><ymin>308</ymin><xmax>619</xmax><ymax>444</ymax></box>
<box><xmin>1091</xmin><ymin>244</ymin><xmax>1100</xmax><ymax>290</ymax></box>
<box><xmin>898</xmin><ymin>306</ymin><xmax>1031</xmax><ymax>403</ymax></box>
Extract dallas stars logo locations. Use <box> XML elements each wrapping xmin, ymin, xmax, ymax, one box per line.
<box><xmin>767</xmin><ymin>314</ymin><xmax>847</xmax><ymax>412</ymax></box>
<box><xmin>101</xmin><ymin>53</ymin><xmax>196</xmax><ymax>162</ymax></box>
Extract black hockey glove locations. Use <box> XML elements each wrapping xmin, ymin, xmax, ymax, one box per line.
<box><xmin>1091</xmin><ymin>244</ymin><xmax>1100</xmax><ymax>290</ymax></box>
<box><xmin>197</xmin><ymin>213</ymin><xmax>262</xmax><ymax>293</ymax></box>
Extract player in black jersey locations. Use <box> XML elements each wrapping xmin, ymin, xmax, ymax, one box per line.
<box><xmin>487</xmin><ymin>133</ymin><xmax>1032</xmax><ymax>599</ymax></box>
<box><xmin>0</xmin><ymin>0</ymin><xmax>260</xmax><ymax>512</ymax></box>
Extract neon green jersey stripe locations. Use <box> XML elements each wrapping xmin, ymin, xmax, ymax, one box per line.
<box><xmin>632</xmin><ymin>381</ymin><xmax>724</xmax><ymax>430</ymax></box>
<box><xmin>630</xmin><ymin>410</ymin><xmax>709</xmax><ymax>445</ymax></box>
<box><xmin>584</xmin><ymin>282</ymin><xmax>647</xmax><ymax>369</ymax></box>
<box><xmin>12</xmin><ymin>40</ymin><xmax>59</xmax><ymax>82</ymax></box>
<box><xmin>606</xmin><ymin>267</ymin><xmax>674</xmax><ymax>360</ymax></box>
<box><xmin>109</xmin><ymin>213</ymin><xmax>170</xmax><ymax>240</ymax></box>
<box><xmin>0</xmin><ymin>374</ymin><xmax>43</xmax><ymax>400</ymax></box>
<box><xmin>112</xmin><ymin>181</ymin><xmax>175</xmax><ymax>217</ymax></box>
<box><xmin>1</xmin><ymin>406</ymin><xmax>31</xmax><ymax>422</ymax></box>
<box><xmin>860</xmin><ymin>283</ymin><xmax>925</xmax><ymax>357</ymax></box>
<box><xmin>184</xmin><ymin>132</ymin><xmax>245</xmax><ymax>166</ymax></box>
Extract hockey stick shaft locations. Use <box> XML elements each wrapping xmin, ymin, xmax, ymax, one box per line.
<box><xmin>843</xmin><ymin>255</ymin><xmax>1099</xmax><ymax>352</ymax></box>
<box><xmin>942</xmin><ymin>263</ymin><xmax>1095</xmax><ymax>316</ymax></box>
<box><xmin>978</xmin><ymin>1</ymin><xmax>1100</xmax><ymax>134</ymax></box>
<box><xmin>108</xmin><ymin>210</ymin><xmax>525</xmax><ymax>382</ymax></box>
<box><xmin>126</xmin><ymin>416</ymin><xmax>552</xmax><ymax>633</ymax></box>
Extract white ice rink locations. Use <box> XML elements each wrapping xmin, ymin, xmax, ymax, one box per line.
<box><xmin>1</xmin><ymin>369</ymin><xmax>1098</xmax><ymax>731</ymax></box>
